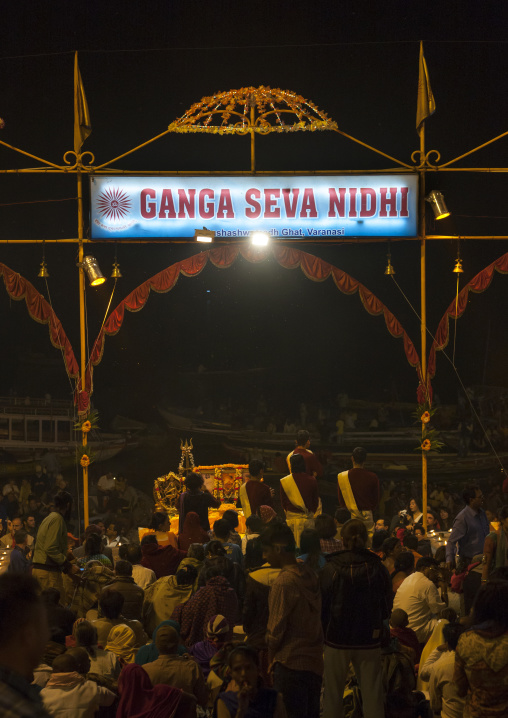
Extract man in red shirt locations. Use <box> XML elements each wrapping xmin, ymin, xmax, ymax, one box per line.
<box><xmin>337</xmin><ymin>447</ymin><xmax>379</xmax><ymax>545</ymax></box>
<box><xmin>238</xmin><ymin>459</ymin><xmax>274</xmax><ymax>517</ymax></box>
<box><xmin>286</xmin><ymin>429</ymin><xmax>323</xmax><ymax>478</ymax></box>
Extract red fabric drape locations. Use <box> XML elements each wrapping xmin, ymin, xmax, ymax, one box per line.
<box><xmin>428</xmin><ymin>252</ymin><xmax>508</xmax><ymax>380</ymax></box>
<box><xmin>82</xmin><ymin>245</ymin><xmax>421</xmax><ymax>413</ymax></box>
<box><xmin>0</xmin><ymin>263</ymin><xmax>78</xmax><ymax>378</ymax></box>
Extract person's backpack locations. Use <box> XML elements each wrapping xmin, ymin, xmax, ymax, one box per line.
<box><xmin>382</xmin><ymin>650</ymin><xmax>416</xmax><ymax>718</ymax></box>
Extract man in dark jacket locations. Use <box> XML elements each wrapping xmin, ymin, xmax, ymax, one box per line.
<box><xmin>320</xmin><ymin>519</ymin><xmax>392</xmax><ymax>718</ymax></box>
<box><xmin>104</xmin><ymin>559</ymin><xmax>144</xmax><ymax>621</ymax></box>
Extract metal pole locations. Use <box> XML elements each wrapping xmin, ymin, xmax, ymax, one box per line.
<box><xmin>419</xmin><ymin>124</ymin><xmax>428</xmax><ymax>533</ymax></box>
<box><xmin>77</xmin><ymin>169</ymin><xmax>89</xmax><ymax>528</ymax></box>
<box><xmin>250</xmin><ymin>105</ymin><xmax>255</xmax><ymax>173</ymax></box>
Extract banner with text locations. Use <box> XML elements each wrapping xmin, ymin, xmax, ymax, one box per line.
<box><xmin>90</xmin><ymin>175</ymin><xmax>418</xmax><ymax>239</ymax></box>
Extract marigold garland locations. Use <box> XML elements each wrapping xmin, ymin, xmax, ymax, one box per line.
<box><xmin>421</xmin><ymin>439</ymin><xmax>432</xmax><ymax>451</ymax></box>
<box><xmin>421</xmin><ymin>411</ymin><xmax>431</xmax><ymax>424</ymax></box>
<box><xmin>80</xmin><ymin>454</ymin><xmax>90</xmax><ymax>467</ymax></box>
<box><xmin>81</xmin><ymin>420</ymin><xmax>92</xmax><ymax>433</ymax></box>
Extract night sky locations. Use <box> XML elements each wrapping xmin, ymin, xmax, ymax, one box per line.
<box><xmin>1</xmin><ymin>2</ymin><xmax>508</xmax><ymax>425</ymax></box>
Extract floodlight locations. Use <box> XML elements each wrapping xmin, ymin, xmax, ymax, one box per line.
<box><xmin>250</xmin><ymin>231</ymin><xmax>270</xmax><ymax>247</ymax></box>
<box><xmin>82</xmin><ymin>256</ymin><xmax>106</xmax><ymax>286</ymax></box>
<box><xmin>425</xmin><ymin>190</ymin><xmax>450</xmax><ymax>220</ymax></box>
<box><xmin>194</xmin><ymin>228</ymin><xmax>215</xmax><ymax>243</ymax></box>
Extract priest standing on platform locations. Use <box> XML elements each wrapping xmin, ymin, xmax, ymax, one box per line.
<box><xmin>286</xmin><ymin>430</ymin><xmax>323</xmax><ymax>478</ymax></box>
<box><xmin>280</xmin><ymin>453</ymin><xmax>321</xmax><ymax>548</ymax></box>
<box><xmin>238</xmin><ymin>460</ymin><xmax>274</xmax><ymax>518</ymax></box>
<box><xmin>337</xmin><ymin>447</ymin><xmax>379</xmax><ymax>546</ymax></box>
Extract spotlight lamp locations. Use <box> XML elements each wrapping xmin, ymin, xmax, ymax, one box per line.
<box><xmin>194</xmin><ymin>227</ymin><xmax>215</xmax><ymax>243</ymax></box>
<box><xmin>425</xmin><ymin>190</ymin><xmax>451</xmax><ymax>220</ymax></box>
<box><xmin>38</xmin><ymin>260</ymin><xmax>50</xmax><ymax>278</ymax></box>
<box><xmin>250</xmin><ymin>231</ymin><xmax>270</xmax><ymax>247</ymax></box>
<box><xmin>78</xmin><ymin>256</ymin><xmax>106</xmax><ymax>286</ymax></box>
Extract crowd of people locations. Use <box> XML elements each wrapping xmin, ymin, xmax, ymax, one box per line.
<box><xmin>1</xmin><ymin>431</ymin><xmax>508</xmax><ymax>718</ymax></box>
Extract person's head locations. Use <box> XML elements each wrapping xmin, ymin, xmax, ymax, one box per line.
<box><xmin>248</xmin><ymin>459</ymin><xmax>264</xmax><ymax>479</ymax></box>
<box><xmin>485</xmin><ymin>508</ymin><xmax>497</xmax><ymax>524</ymax></box>
<box><xmin>206</xmin><ymin>614</ymin><xmax>230</xmax><ymax>644</ymax></box>
<box><xmin>13</xmin><ymin>529</ymin><xmax>28</xmax><ymax>548</ymax></box>
<box><xmin>52</xmin><ymin>653</ymin><xmax>79</xmax><ymax>675</ymax></box>
<box><xmin>185</xmin><ymin>473</ymin><xmax>204</xmax><ymax>492</ymax></box>
<box><xmin>245</xmin><ymin>515</ymin><xmax>264</xmax><ymax>536</ymax></box>
<box><xmin>314</xmin><ymin>514</ymin><xmax>337</xmax><ymax>540</ymax></box>
<box><xmin>463</xmin><ymin>484</ymin><xmax>484</xmax><ymax>511</ymax></box>
<box><xmin>10</xmin><ymin>516</ymin><xmax>23</xmax><ymax>536</ymax></box>
<box><xmin>28</xmin><ymin>497</ymin><xmax>38</xmax><ymax>511</ymax></box>
<box><xmin>409</xmin><ymin>498</ymin><xmax>420</xmax><ymax>513</ymax></box>
<box><xmin>213</xmin><ymin>519</ymin><xmax>232</xmax><ymax>541</ymax></box>
<box><xmin>402</xmin><ymin>533</ymin><xmax>418</xmax><ymax>551</ymax></box>
<box><xmin>341</xmin><ymin>519</ymin><xmax>368</xmax><ymax>551</ymax></box>
<box><xmin>289</xmin><ymin>453</ymin><xmax>306</xmax><ymax>474</ymax></box>
<box><xmin>245</xmin><ymin>536</ymin><xmax>264</xmax><ymax>570</ymax></box>
<box><xmin>228</xmin><ymin>645</ymin><xmax>260</xmax><ymax>691</ymax></box>
<box><xmin>382</xmin><ymin>537</ymin><xmax>403</xmax><ymax>559</ymax></box>
<box><xmin>414</xmin><ymin>525</ymin><xmax>426</xmax><ymax>540</ymax></box>
<box><xmin>41</xmin><ymin>587</ymin><xmax>61</xmax><ymax>605</ymax></box>
<box><xmin>126</xmin><ymin>543</ymin><xmax>142</xmax><ymax>565</ymax></box>
<box><xmin>84</xmin><ymin>532</ymin><xmax>102</xmax><ymax>557</ymax></box>
<box><xmin>439</xmin><ymin>507</ymin><xmax>449</xmax><ymax>521</ymax></box>
<box><xmin>206</xmin><ymin>539</ymin><xmax>227</xmax><ymax>558</ymax></box>
<box><xmin>115</xmin><ymin>559</ymin><xmax>133</xmax><ymax>578</ymax></box>
<box><xmin>96</xmin><ymin>520</ymin><xmax>106</xmax><ymax>535</ymax></box>
<box><xmin>442</xmin><ymin>622</ymin><xmax>464</xmax><ymax>651</ymax></box>
<box><xmin>434</xmin><ymin>546</ymin><xmax>447</xmax><ymax>564</ymax></box>
<box><xmin>299</xmin><ymin>528</ymin><xmax>321</xmax><ymax>556</ymax></box>
<box><xmin>473</xmin><ymin>580</ymin><xmax>508</xmax><ymax>629</ymax></box>
<box><xmin>105</xmin><ymin>520</ymin><xmax>119</xmax><ymax>540</ymax></box>
<box><xmin>54</xmin><ymin>490</ymin><xmax>73</xmax><ymax>520</ymax></box>
<box><xmin>175</xmin><ymin>566</ymin><xmax>198</xmax><ymax>586</ymax></box>
<box><xmin>0</xmin><ymin>574</ymin><xmax>50</xmax><ymax>678</ymax></box>
<box><xmin>187</xmin><ymin>543</ymin><xmax>205</xmax><ymax>561</ymax></box>
<box><xmin>372</xmin><ymin>529</ymin><xmax>389</xmax><ymax>552</ymax></box>
<box><xmin>352</xmin><ymin>446</ymin><xmax>367</xmax><ymax>466</ymax></box>
<box><xmin>375</xmin><ymin>518</ymin><xmax>388</xmax><ymax>531</ymax></box>
<box><xmin>497</xmin><ymin>505</ymin><xmax>508</xmax><ymax>533</ymax></box>
<box><xmin>66</xmin><ymin>647</ymin><xmax>91</xmax><ymax>675</ymax></box>
<box><xmin>150</xmin><ymin>511</ymin><xmax>170</xmax><ymax>533</ymax></box>
<box><xmin>394</xmin><ymin>551</ymin><xmax>415</xmax><ymax>575</ymax></box>
<box><xmin>260</xmin><ymin>523</ymin><xmax>296</xmax><ymax>568</ymax></box>
<box><xmin>440</xmin><ymin>607</ymin><xmax>457</xmax><ymax>623</ymax></box>
<box><xmin>222</xmin><ymin>510</ymin><xmax>239</xmax><ymax>531</ymax></box>
<box><xmin>415</xmin><ymin>556</ymin><xmax>440</xmax><ymax>584</ymax></box>
<box><xmin>427</xmin><ymin>513</ymin><xmax>438</xmax><ymax>529</ymax></box>
<box><xmin>334</xmin><ymin>508</ymin><xmax>351</xmax><ymax>526</ymax></box>
<box><xmin>390</xmin><ymin>608</ymin><xmax>409</xmax><ymax>629</ymax></box>
<box><xmin>140</xmin><ymin>534</ymin><xmax>159</xmax><ymax>549</ymax></box>
<box><xmin>75</xmin><ymin>621</ymin><xmax>99</xmax><ymax>651</ymax></box>
<box><xmin>99</xmin><ymin>589</ymin><xmax>125</xmax><ymax>619</ymax></box>
<box><xmin>296</xmin><ymin>429</ymin><xmax>310</xmax><ymax>448</ymax></box>
<box><xmin>155</xmin><ymin>625</ymin><xmax>180</xmax><ymax>656</ymax></box>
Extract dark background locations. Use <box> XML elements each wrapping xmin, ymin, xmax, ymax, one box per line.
<box><xmin>1</xmin><ymin>1</ymin><xmax>508</xmax><ymax>426</ymax></box>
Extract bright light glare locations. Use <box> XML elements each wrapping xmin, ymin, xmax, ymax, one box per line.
<box><xmin>194</xmin><ymin>228</ymin><xmax>215</xmax><ymax>243</ymax></box>
<box><xmin>251</xmin><ymin>232</ymin><xmax>270</xmax><ymax>247</ymax></box>
<box><xmin>196</xmin><ymin>233</ymin><xmax>213</xmax><ymax>243</ymax></box>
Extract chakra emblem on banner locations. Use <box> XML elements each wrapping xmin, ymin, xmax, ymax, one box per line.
<box><xmin>96</xmin><ymin>187</ymin><xmax>131</xmax><ymax>221</ymax></box>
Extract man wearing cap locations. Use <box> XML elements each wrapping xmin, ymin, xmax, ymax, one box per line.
<box><xmin>142</xmin><ymin>625</ymin><xmax>208</xmax><ymax>707</ymax></box>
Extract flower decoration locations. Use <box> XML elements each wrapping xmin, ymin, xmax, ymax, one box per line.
<box><xmin>196</xmin><ymin>464</ymin><xmax>248</xmax><ymax>502</ymax></box>
<box><xmin>81</xmin><ymin>420</ymin><xmax>92</xmax><ymax>433</ymax></box>
<box><xmin>421</xmin><ymin>411</ymin><xmax>431</xmax><ymax>424</ymax></box>
<box><xmin>0</xmin><ymin>118</ymin><xmax>5</xmax><ymax>130</ymax></box>
<box><xmin>80</xmin><ymin>454</ymin><xmax>90</xmax><ymax>467</ymax></box>
<box><xmin>421</xmin><ymin>439</ymin><xmax>432</xmax><ymax>451</ymax></box>
<box><xmin>74</xmin><ymin>409</ymin><xmax>99</xmax><ymax>434</ymax></box>
<box><xmin>168</xmin><ymin>86</ymin><xmax>337</xmax><ymax>135</ymax></box>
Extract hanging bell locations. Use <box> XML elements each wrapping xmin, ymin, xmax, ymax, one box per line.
<box><xmin>384</xmin><ymin>258</ymin><xmax>396</xmax><ymax>275</ymax></box>
<box><xmin>453</xmin><ymin>258</ymin><xmax>463</xmax><ymax>274</ymax></box>
<box><xmin>111</xmin><ymin>261</ymin><xmax>122</xmax><ymax>279</ymax></box>
<box><xmin>38</xmin><ymin>260</ymin><xmax>50</xmax><ymax>278</ymax></box>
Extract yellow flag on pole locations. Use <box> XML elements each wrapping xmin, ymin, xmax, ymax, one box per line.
<box><xmin>416</xmin><ymin>42</ymin><xmax>435</xmax><ymax>132</ymax></box>
<box><xmin>74</xmin><ymin>52</ymin><xmax>91</xmax><ymax>154</ymax></box>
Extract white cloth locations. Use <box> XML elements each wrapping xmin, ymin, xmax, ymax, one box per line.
<box><xmin>32</xmin><ymin>664</ymin><xmax>53</xmax><ymax>688</ymax></box>
<box><xmin>424</xmin><ymin>649</ymin><xmax>465</xmax><ymax>718</ymax></box>
<box><xmin>392</xmin><ymin>571</ymin><xmax>447</xmax><ymax>643</ymax></box>
<box><xmin>132</xmin><ymin>563</ymin><xmax>157</xmax><ymax>589</ymax></box>
<box><xmin>2</xmin><ymin>482</ymin><xmax>20</xmax><ymax>496</ymax></box>
<box><xmin>41</xmin><ymin>679</ymin><xmax>115</xmax><ymax>718</ymax></box>
<box><xmin>241</xmin><ymin>532</ymin><xmax>260</xmax><ymax>555</ymax></box>
<box><xmin>88</xmin><ymin>648</ymin><xmax>122</xmax><ymax>681</ymax></box>
<box><xmin>97</xmin><ymin>474</ymin><xmax>115</xmax><ymax>492</ymax></box>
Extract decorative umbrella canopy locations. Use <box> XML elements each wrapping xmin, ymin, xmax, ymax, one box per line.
<box><xmin>168</xmin><ymin>85</ymin><xmax>337</xmax><ymax>135</ymax></box>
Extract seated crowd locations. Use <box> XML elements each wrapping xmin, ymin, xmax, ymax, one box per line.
<box><xmin>1</xmin><ymin>458</ymin><xmax>508</xmax><ymax>718</ymax></box>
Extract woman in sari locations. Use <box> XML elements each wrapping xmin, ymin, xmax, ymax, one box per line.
<box><xmin>116</xmin><ymin>663</ymin><xmax>195</xmax><ymax>718</ymax></box>
<box><xmin>178</xmin><ymin>511</ymin><xmax>209</xmax><ymax>551</ymax></box>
